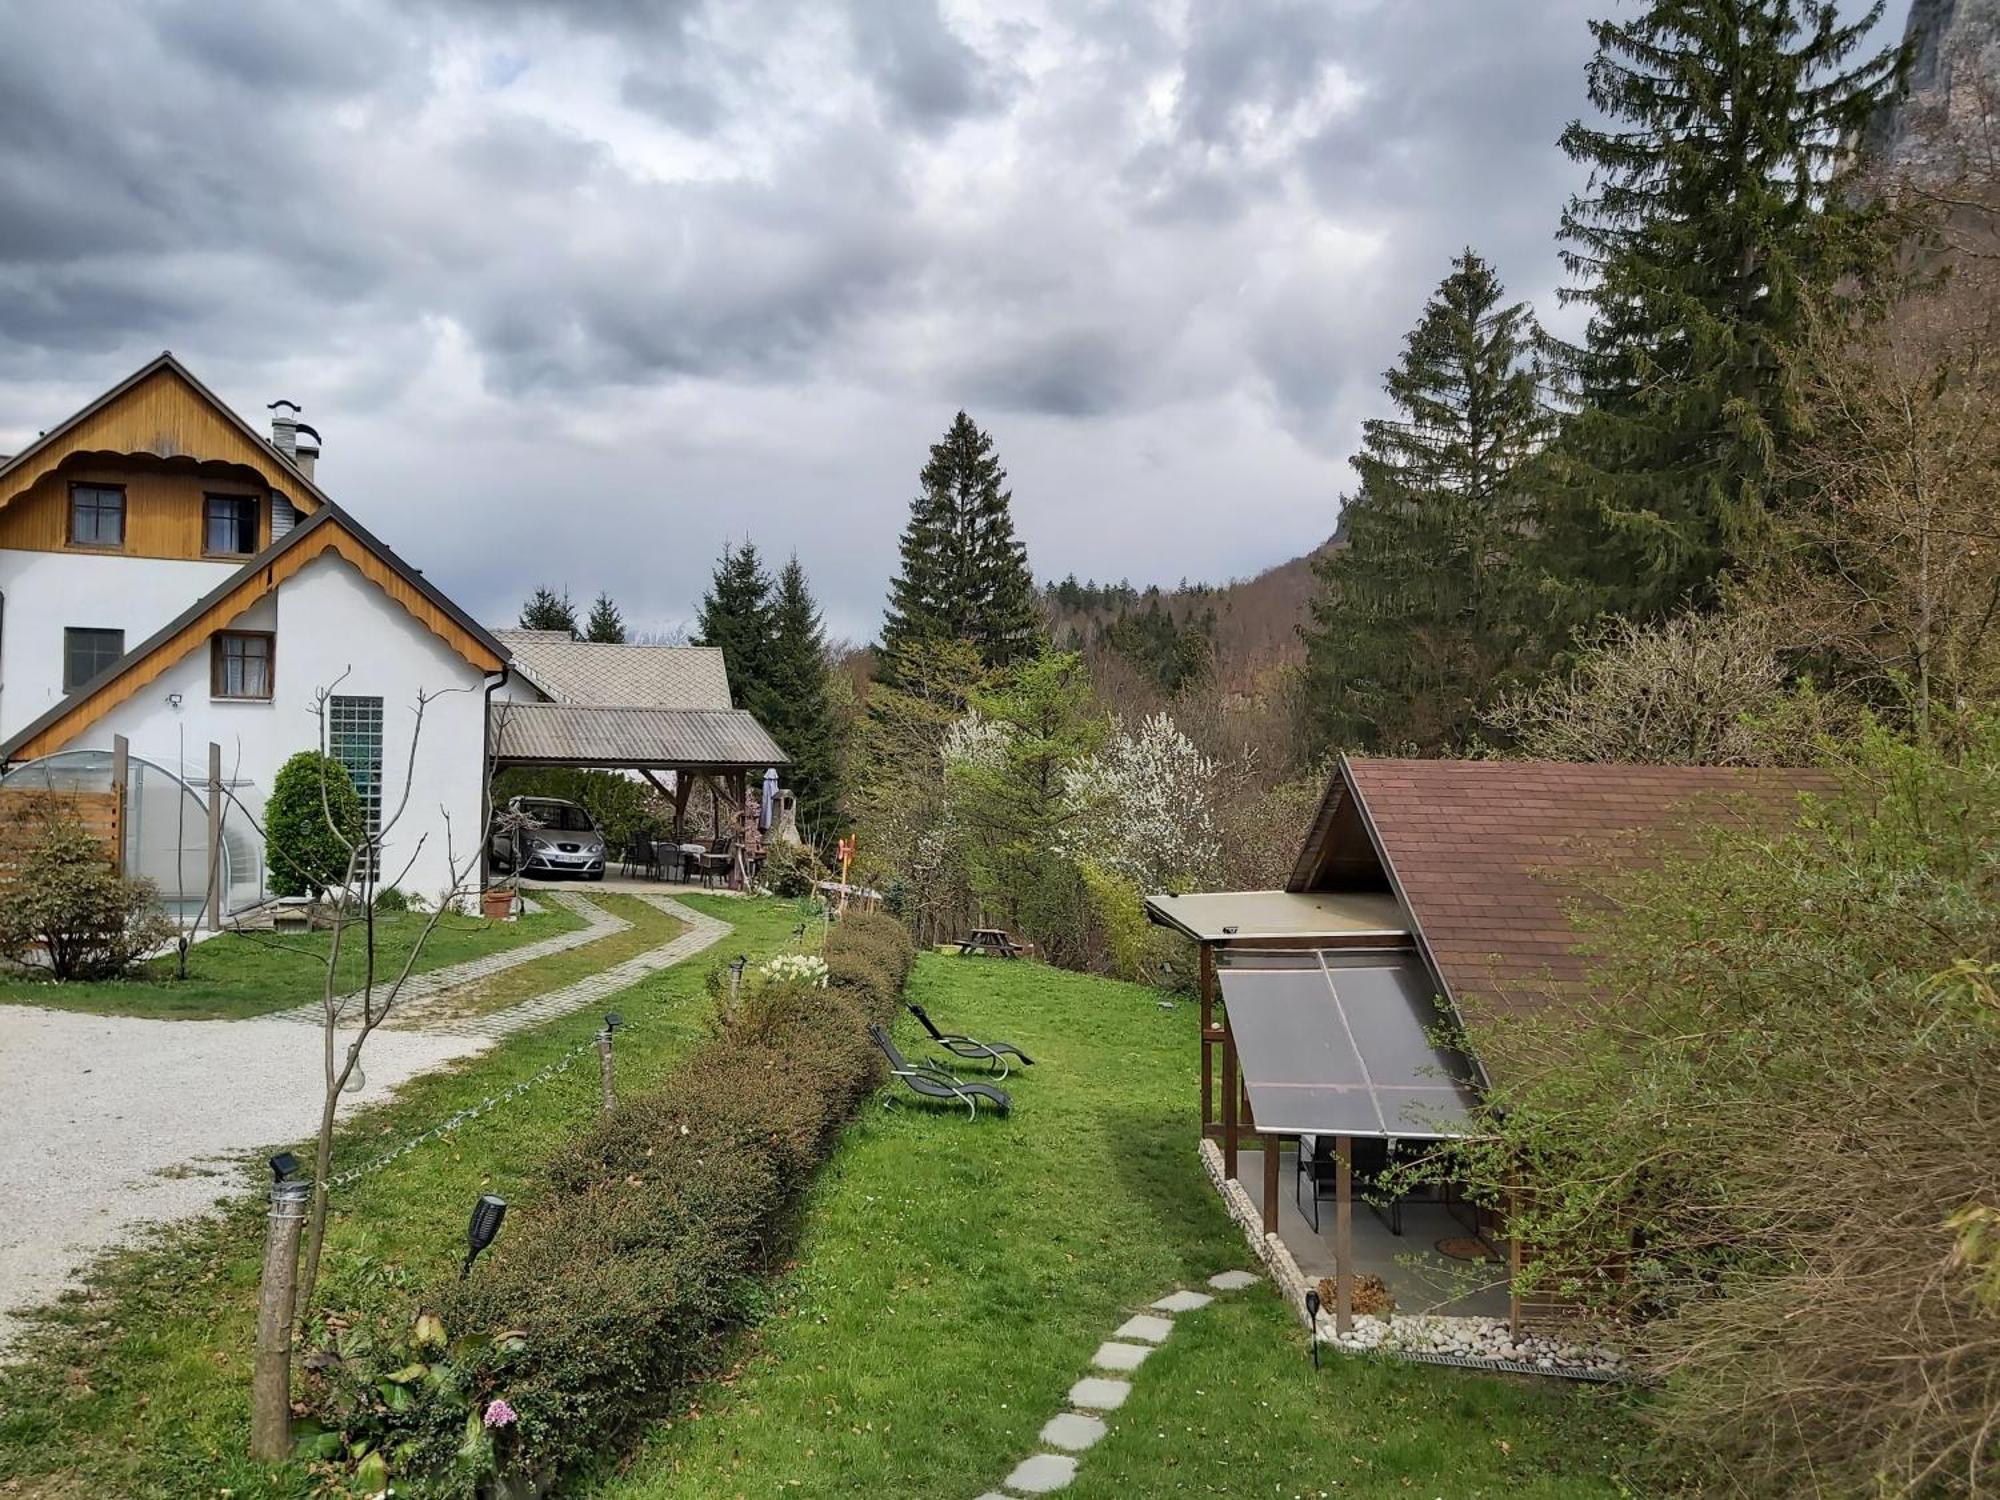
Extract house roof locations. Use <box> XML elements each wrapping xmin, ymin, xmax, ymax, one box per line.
<box><xmin>0</xmin><ymin>507</ymin><xmax>511</xmax><ymax>762</ymax></box>
<box><xmin>1300</xmin><ymin>757</ymin><xmax>1831</xmax><ymax>1050</ymax></box>
<box><xmin>493</xmin><ymin>630</ymin><xmax>733</xmax><ymax>710</ymax></box>
<box><xmin>0</xmin><ymin>351</ymin><xmax>337</xmax><ymax>515</ymax></box>
<box><xmin>1142</xmin><ymin>889</ymin><xmax>1407</xmax><ymax>945</ymax></box>
<box><xmin>489</xmin><ymin>702</ymin><xmax>786</xmax><ymax>771</ymax></box>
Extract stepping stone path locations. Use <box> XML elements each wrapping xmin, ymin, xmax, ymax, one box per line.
<box><xmin>976</xmin><ymin>1267</ymin><xmax>1263</xmax><ymax>1497</ymax></box>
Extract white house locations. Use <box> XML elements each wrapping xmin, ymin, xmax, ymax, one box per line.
<box><xmin>0</xmin><ymin>354</ymin><xmax>508</xmax><ymax>913</ymax></box>
<box><xmin>0</xmin><ymin>354</ymin><xmax>789</xmax><ymax>921</ymax></box>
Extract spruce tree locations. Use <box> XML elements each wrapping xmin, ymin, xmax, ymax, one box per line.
<box><xmin>583</xmin><ymin>591</ymin><xmax>627</xmax><ymax>644</ymax></box>
<box><xmin>1544</xmin><ymin>0</ymin><xmax>1904</xmax><ymax>624</ymax></box>
<box><xmin>880</xmin><ymin>411</ymin><xmax>1041</xmax><ymax>682</ymax></box>
<box><xmin>520</xmin><ymin>587</ymin><xmax>579</xmax><ymax>637</ymax></box>
<box><xmin>1303</xmin><ymin>250</ymin><xmax>1550</xmax><ymax>753</ymax></box>
<box><xmin>764</xmin><ymin>557</ymin><xmax>842</xmax><ymax>834</ymax></box>
<box><xmin>695</xmin><ymin>542</ymin><xmax>775</xmax><ymax>711</ymax></box>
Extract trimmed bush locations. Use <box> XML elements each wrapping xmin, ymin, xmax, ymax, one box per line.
<box><xmin>266</xmin><ymin>750</ymin><xmax>364</xmax><ymax>898</ymax></box>
<box><xmin>309</xmin><ymin>914</ymin><xmax>916</xmax><ymax>1494</ymax></box>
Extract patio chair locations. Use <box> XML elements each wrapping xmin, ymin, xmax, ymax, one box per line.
<box><xmin>1295</xmin><ymin>1135</ymin><xmax>1405</xmax><ymax>1236</ymax></box>
<box><xmin>697</xmin><ymin>837</ymin><xmax>735</xmax><ymax>889</ymax></box>
<box><xmin>867</xmin><ymin>1023</ymin><xmax>1010</xmax><ymax>1120</ymax></box>
<box><xmin>621</xmin><ymin>833</ymin><xmax>660</xmax><ymax>880</ymax></box>
<box><xmin>906</xmin><ymin>1001</ymin><xmax>1035</xmax><ymax>1079</ymax></box>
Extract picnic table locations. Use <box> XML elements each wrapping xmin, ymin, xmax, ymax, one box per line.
<box><xmin>956</xmin><ymin>927</ymin><xmax>1034</xmax><ymax>959</ymax></box>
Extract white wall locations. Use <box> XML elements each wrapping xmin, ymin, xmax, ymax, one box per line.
<box><xmin>84</xmin><ymin>551</ymin><xmax>493</xmax><ymax>908</ymax></box>
<box><xmin>0</xmin><ymin>550</ymin><xmax>241</xmax><ymax>740</ymax></box>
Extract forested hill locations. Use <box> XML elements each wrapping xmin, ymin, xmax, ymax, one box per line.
<box><xmin>1043</xmin><ymin>531</ymin><xmax>1340</xmax><ymax>700</ymax></box>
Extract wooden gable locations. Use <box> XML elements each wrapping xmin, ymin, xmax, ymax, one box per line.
<box><xmin>0</xmin><ymin>358</ymin><xmax>323</xmax><ymax>520</ymax></box>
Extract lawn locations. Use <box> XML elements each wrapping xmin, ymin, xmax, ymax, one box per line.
<box><xmin>580</xmin><ymin>955</ymin><xmax>1639</xmax><ymax>1499</ymax></box>
<box><xmin>0</xmin><ymin>897</ymin><xmax>590</xmax><ymax>1021</ymax></box>
<box><xmin>0</xmin><ymin>915</ymin><xmax>1641</xmax><ymax>1498</ymax></box>
<box><xmin>0</xmin><ymin>894</ymin><xmax>799</xmax><ymax>1500</ymax></box>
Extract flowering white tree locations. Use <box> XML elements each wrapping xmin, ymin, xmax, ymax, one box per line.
<box><xmin>1058</xmin><ymin>712</ymin><xmax>1221</xmax><ymax>891</ymax></box>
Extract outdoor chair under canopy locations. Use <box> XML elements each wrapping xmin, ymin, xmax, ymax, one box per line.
<box><xmin>868</xmin><ymin>1024</ymin><xmax>1011</xmax><ymax>1120</ymax></box>
<box><xmin>905</xmin><ymin>1001</ymin><xmax>1035</xmax><ymax>1079</ymax></box>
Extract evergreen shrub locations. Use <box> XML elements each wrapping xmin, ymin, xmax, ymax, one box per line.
<box><xmin>266</xmin><ymin>750</ymin><xmax>363</xmax><ymax>898</ymax></box>
<box><xmin>309</xmin><ymin>914</ymin><xmax>915</xmax><ymax>1494</ymax></box>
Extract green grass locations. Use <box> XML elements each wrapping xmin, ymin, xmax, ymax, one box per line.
<box><xmin>581</xmin><ymin>956</ymin><xmax>1640</xmax><ymax>1500</ymax></box>
<box><xmin>0</xmin><ymin>899</ymin><xmax>588</xmax><ymax>1021</ymax></box>
<box><xmin>0</xmin><ymin>895</ymin><xmax>795</xmax><ymax>1500</ymax></box>
<box><xmin>0</xmin><ymin>923</ymin><xmax>1642</xmax><ymax>1499</ymax></box>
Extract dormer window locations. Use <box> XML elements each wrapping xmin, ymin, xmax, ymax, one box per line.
<box><xmin>68</xmin><ymin>483</ymin><xmax>125</xmax><ymax>548</ymax></box>
<box><xmin>204</xmin><ymin>495</ymin><xmax>260</xmax><ymax>557</ymax></box>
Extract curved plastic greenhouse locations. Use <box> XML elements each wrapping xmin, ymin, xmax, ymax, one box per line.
<box><xmin>0</xmin><ymin>749</ymin><xmax>266</xmax><ymax>922</ymax></box>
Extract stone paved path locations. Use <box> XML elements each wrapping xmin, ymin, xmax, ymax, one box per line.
<box><xmin>975</xmin><ymin>1269</ymin><xmax>1263</xmax><ymax>1497</ymax></box>
<box><xmin>270</xmin><ymin>888</ymin><xmax>628</xmax><ymax>1028</ymax></box>
<box><xmin>0</xmin><ymin>893</ymin><xmax>729</xmax><ymax>1354</ymax></box>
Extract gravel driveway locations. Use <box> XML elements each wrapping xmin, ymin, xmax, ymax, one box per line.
<box><xmin>0</xmin><ymin>892</ymin><xmax>727</xmax><ymax>1354</ymax></box>
<box><xmin>0</xmin><ymin>1006</ymin><xmax>485</xmax><ymax>1352</ymax></box>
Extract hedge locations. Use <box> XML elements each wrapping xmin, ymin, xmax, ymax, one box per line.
<box><xmin>305</xmin><ymin>912</ymin><xmax>916</xmax><ymax>1495</ymax></box>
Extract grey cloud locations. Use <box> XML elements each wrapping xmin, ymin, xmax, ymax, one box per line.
<box><xmin>847</xmin><ymin>1</ymin><xmax>1003</xmax><ymax>133</ymax></box>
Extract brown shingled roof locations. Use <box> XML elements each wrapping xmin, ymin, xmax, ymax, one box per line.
<box><xmin>1292</xmin><ymin>757</ymin><xmax>1831</xmax><ymax>1075</ymax></box>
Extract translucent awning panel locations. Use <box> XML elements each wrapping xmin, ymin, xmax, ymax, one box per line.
<box><xmin>1217</xmin><ymin>948</ymin><xmax>1478</xmax><ymax>1139</ymax></box>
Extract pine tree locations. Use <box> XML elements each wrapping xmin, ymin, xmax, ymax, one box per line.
<box><xmin>764</xmin><ymin>557</ymin><xmax>842</xmax><ymax>834</ymax></box>
<box><xmin>695</xmin><ymin>542</ymin><xmax>775</xmax><ymax>712</ymax></box>
<box><xmin>520</xmin><ymin>587</ymin><xmax>579</xmax><ymax>637</ymax></box>
<box><xmin>583</xmin><ymin>591</ymin><xmax>627</xmax><ymax>644</ymax></box>
<box><xmin>1303</xmin><ymin>250</ymin><xmax>1550</xmax><ymax>753</ymax></box>
<box><xmin>1544</xmin><ymin>0</ymin><xmax>1905</xmax><ymax>624</ymax></box>
<box><xmin>880</xmin><ymin>411</ymin><xmax>1041</xmax><ymax>682</ymax></box>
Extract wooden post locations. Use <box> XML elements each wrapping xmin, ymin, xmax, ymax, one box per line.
<box><xmin>1507</xmin><ymin>1184</ymin><xmax>1524</xmax><ymax>1341</ymax></box>
<box><xmin>1263</xmin><ymin>1130</ymin><xmax>1281</xmax><ymax>1235</ymax></box>
<box><xmin>109</xmin><ymin>735</ymin><xmax>129</xmax><ymax>874</ymax></box>
<box><xmin>596</xmin><ymin>1024</ymin><xmax>616</xmax><ymax>1114</ymax></box>
<box><xmin>1199</xmin><ymin>943</ymin><xmax>1215</xmax><ymax>1129</ymax></box>
<box><xmin>673</xmin><ymin>774</ymin><xmax>692</xmax><ymax>840</ymax></box>
<box><xmin>1221</xmin><ymin>1018</ymin><xmax>1240</xmax><ymax>1180</ymax></box>
<box><xmin>250</xmin><ymin>1177</ymin><xmax>311</xmax><ymax>1461</ymax></box>
<box><xmin>206</xmin><ymin>742</ymin><xmax>224</xmax><ymax>931</ymax></box>
<box><xmin>1335</xmin><ymin>1134</ymin><xmax>1354</xmax><ymax>1333</ymax></box>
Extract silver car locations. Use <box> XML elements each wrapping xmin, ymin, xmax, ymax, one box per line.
<box><xmin>492</xmin><ymin>796</ymin><xmax>606</xmax><ymax>880</ymax></box>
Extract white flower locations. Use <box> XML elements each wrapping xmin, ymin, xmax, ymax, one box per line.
<box><xmin>758</xmin><ymin>953</ymin><xmax>829</xmax><ymax>988</ymax></box>
<box><xmin>1056</xmin><ymin>712</ymin><xmax>1221</xmax><ymax>889</ymax></box>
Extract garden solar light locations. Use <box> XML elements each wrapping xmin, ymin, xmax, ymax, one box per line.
<box><xmin>462</xmin><ymin>1194</ymin><xmax>507</xmax><ymax>1280</ymax></box>
<box><xmin>1305</xmin><ymin>1289</ymin><xmax>1322</xmax><ymax>1371</ymax></box>
<box><xmin>268</xmin><ymin>1151</ymin><xmax>300</xmax><ymax>1183</ymax></box>
<box><xmin>604</xmin><ymin>1011</ymin><xmax>623</xmax><ymax>1032</ymax></box>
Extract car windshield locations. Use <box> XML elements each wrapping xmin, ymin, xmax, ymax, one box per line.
<box><xmin>524</xmin><ymin>802</ymin><xmax>594</xmax><ymax>832</ymax></box>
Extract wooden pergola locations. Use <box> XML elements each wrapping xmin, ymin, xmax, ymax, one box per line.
<box><xmin>1145</xmin><ymin>889</ymin><xmax>1478</xmax><ymax>1332</ymax></box>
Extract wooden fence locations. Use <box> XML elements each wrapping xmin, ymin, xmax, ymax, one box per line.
<box><xmin>0</xmin><ymin>786</ymin><xmax>125</xmax><ymax>891</ymax></box>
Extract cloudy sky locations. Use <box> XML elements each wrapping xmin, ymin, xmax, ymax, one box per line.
<box><xmin>0</xmin><ymin>0</ymin><xmax>1910</xmax><ymax>643</ymax></box>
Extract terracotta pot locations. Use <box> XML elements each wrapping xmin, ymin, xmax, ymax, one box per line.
<box><xmin>481</xmin><ymin>887</ymin><xmax>516</xmax><ymax>921</ymax></box>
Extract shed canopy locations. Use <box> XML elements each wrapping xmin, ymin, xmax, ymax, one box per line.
<box><xmin>490</xmin><ymin>702</ymin><xmax>785</xmax><ymax>772</ymax></box>
<box><xmin>1217</xmin><ymin>949</ymin><xmax>1477</xmax><ymax>1139</ymax></box>
<box><xmin>1144</xmin><ymin>889</ymin><xmax>1405</xmax><ymax>945</ymax></box>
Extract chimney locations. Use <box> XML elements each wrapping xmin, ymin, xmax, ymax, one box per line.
<box><xmin>293</xmin><ymin>423</ymin><xmax>321</xmax><ymax>482</ymax></box>
<box><xmin>267</xmin><ymin>399</ymin><xmax>300</xmax><ymax>459</ymax></box>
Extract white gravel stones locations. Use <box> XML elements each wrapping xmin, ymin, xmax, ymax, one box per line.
<box><xmin>1151</xmin><ymin>1289</ymin><xmax>1213</xmax><ymax>1313</ymax></box>
<box><xmin>1039</xmin><ymin>1412</ymin><xmax>1108</xmax><ymax>1452</ymax></box>
<box><xmin>1066</xmin><ymin>1376</ymin><xmax>1132</xmax><ymax>1411</ymax></box>
<box><xmin>1315</xmin><ymin>1312</ymin><xmax>1626</xmax><ymax>1377</ymax></box>
<box><xmin>1003</xmin><ymin>1453</ymin><xmax>1079</xmax><ymax>1494</ymax></box>
<box><xmin>1207</xmin><ymin>1269</ymin><xmax>1260</xmax><ymax>1291</ymax></box>
<box><xmin>1112</xmin><ymin>1313</ymin><xmax>1174</xmax><ymax>1344</ymax></box>
<box><xmin>1091</xmin><ymin>1340</ymin><xmax>1151</xmax><ymax>1372</ymax></box>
